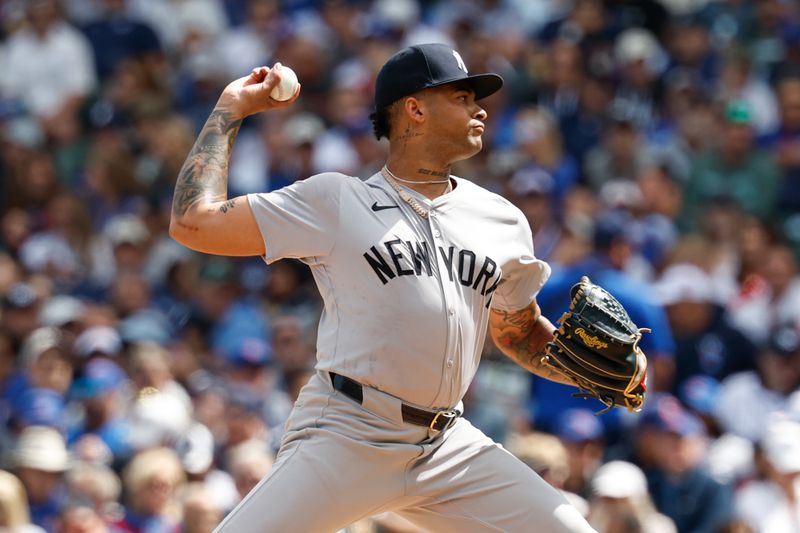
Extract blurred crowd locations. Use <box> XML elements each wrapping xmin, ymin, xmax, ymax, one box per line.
<box><xmin>1</xmin><ymin>0</ymin><xmax>800</xmax><ymax>532</ymax></box>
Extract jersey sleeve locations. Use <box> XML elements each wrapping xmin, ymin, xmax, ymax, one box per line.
<box><xmin>247</xmin><ymin>172</ymin><xmax>344</xmax><ymax>264</ymax></box>
<box><xmin>491</xmin><ymin>214</ymin><xmax>552</xmax><ymax>312</ymax></box>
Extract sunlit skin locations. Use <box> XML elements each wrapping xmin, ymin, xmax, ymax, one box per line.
<box><xmin>30</xmin><ymin>349</ymin><xmax>72</xmax><ymax>394</ymax></box>
<box><xmin>382</xmin><ymin>82</ymin><xmax>488</xmax><ymax>200</ymax></box>
<box><xmin>134</xmin><ymin>474</ymin><xmax>176</xmax><ymax>516</ymax></box>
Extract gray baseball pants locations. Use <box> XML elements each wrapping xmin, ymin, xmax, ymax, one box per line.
<box><xmin>214</xmin><ymin>371</ymin><xmax>595</xmax><ymax>533</ymax></box>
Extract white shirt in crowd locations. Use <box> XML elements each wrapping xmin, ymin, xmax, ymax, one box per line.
<box><xmin>713</xmin><ymin>371</ymin><xmax>791</xmax><ymax>442</ymax></box>
<box><xmin>0</xmin><ymin>21</ymin><xmax>96</xmax><ymax>118</ymax></box>
<box><xmin>736</xmin><ymin>479</ymin><xmax>800</xmax><ymax>533</ymax></box>
<box><xmin>727</xmin><ymin>278</ymin><xmax>800</xmax><ymax>346</ymax></box>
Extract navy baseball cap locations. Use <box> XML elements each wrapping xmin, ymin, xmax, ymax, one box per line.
<box><xmin>374</xmin><ymin>43</ymin><xmax>503</xmax><ymax>110</ymax></box>
<box><xmin>554</xmin><ymin>408</ymin><xmax>605</xmax><ymax>442</ymax></box>
<box><xmin>766</xmin><ymin>322</ymin><xmax>800</xmax><ymax>356</ymax></box>
<box><xmin>640</xmin><ymin>393</ymin><xmax>705</xmax><ymax>437</ymax></box>
<box><xmin>679</xmin><ymin>375</ymin><xmax>720</xmax><ymax>415</ymax></box>
<box><xmin>593</xmin><ymin>209</ymin><xmax>636</xmax><ymax>249</ymax></box>
<box><xmin>71</xmin><ymin>358</ymin><xmax>128</xmax><ymax>399</ymax></box>
<box><xmin>225</xmin><ymin>337</ymin><xmax>273</xmax><ymax>368</ymax></box>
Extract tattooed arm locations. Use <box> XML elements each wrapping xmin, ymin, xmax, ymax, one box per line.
<box><xmin>169</xmin><ymin>64</ymin><xmax>300</xmax><ymax>255</ymax></box>
<box><xmin>488</xmin><ymin>301</ymin><xmax>574</xmax><ymax>385</ymax></box>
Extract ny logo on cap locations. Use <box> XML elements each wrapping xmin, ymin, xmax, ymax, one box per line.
<box><xmin>452</xmin><ymin>50</ymin><xmax>468</xmax><ymax>73</ymax></box>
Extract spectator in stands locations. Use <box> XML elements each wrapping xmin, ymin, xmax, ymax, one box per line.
<box><xmin>215</xmin><ymin>0</ymin><xmax>280</xmax><ymax>80</ymax></box>
<box><xmin>222</xmin><ymin>389</ymin><xmax>270</xmax><ymax>452</ymax></box>
<box><xmin>512</xmin><ymin>105</ymin><xmax>579</xmax><ymax>203</ymax></box>
<box><xmin>83</xmin><ymin>151</ymin><xmax>146</xmax><ymax>229</ymax></box>
<box><xmin>181</xmin><ymin>483</ymin><xmax>222</xmax><ymax>533</ymax></box>
<box><xmin>1</xmin><ymin>283</ymin><xmax>43</xmax><ymax>347</ymax></box>
<box><xmin>68</xmin><ymin>358</ymin><xmax>132</xmax><ymax>461</ymax></box>
<box><xmin>728</xmin><ymin>243</ymin><xmax>800</xmax><ymax>346</ymax></box>
<box><xmin>72</xmin><ymin>326</ymin><xmax>123</xmax><ymax>364</ymax></box>
<box><xmin>0</xmin><ymin>469</ymin><xmax>45</xmax><ymax>533</ymax></box>
<box><xmin>12</xmin><ymin>426</ymin><xmax>71</xmax><ymax>532</ymax></box>
<box><xmin>717</xmin><ymin>50</ymin><xmax>780</xmax><ymax>136</ymax></box>
<box><xmin>81</xmin><ymin>0</ymin><xmax>163</xmax><ymax>81</ymax></box>
<box><xmin>127</xmin><ymin>0</ymin><xmax>228</xmax><ymax>54</ymax></box>
<box><xmin>11</xmin><ymin>387</ymin><xmax>66</xmax><ymax>433</ymax></box>
<box><xmin>654</xmin><ymin>263</ymin><xmax>756</xmax><ymax>390</ymax></box>
<box><xmin>0</xmin><ymin>0</ymin><xmax>97</xmax><ymax>142</ymax></box>
<box><xmin>19</xmin><ymin>327</ymin><xmax>73</xmax><ymax>396</ymax></box>
<box><xmin>584</xmin><ymin>105</ymin><xmax>656</xmax><ymax>194</ymax></box>
<box><xmin>683</xmin><ymin>100</ymin><xmax>780</xmax><ymax>228</ymax></box>
<box><xmin>20</xmin><ymin>195</ymin><xmax>89</xmax><ymax>291</ymax></box>
<box><xmin>227</xmin><ymin>440</ymin><xmax>274</xmax><ymax>505</ymax></box>
<box><xmin>64</xmin><ymin>462</ymin><xmax>122</xmax><ymax>523</ymax></box>
<box><xmin>665</xmin><ymin>15</ymin><xmax>718</xmax><ymax>86</ymax></box>
<box><xmin>735</xmin><ymin>416</ymin><xmax>800</xmax><ymax>532</ymax></box>
<box><xmin>506</xmin><ymin>431</ymin><xmax>588</xmax><ymax>517</ymax></box>
<box><xmin>114</xmin><ymin>447</ymin><xmax>185</xmax><ymax>533</ymax></box>
<box><xmin>270</xmin><ymin>314</ymin><xmax>314</xmax><ymax>379</ymax></box>
<box><xmin>221</xmin><ymin>335</ymin><xmax>291</xmax><ymax>431</ymax></box>
<box><xmin>58</xmin><ymin>506</ymin><xmax>110</xmax><ymax>533</ymax></box>
<box><xmin>506</xmin><ymin>431</ymin><xmax>569</xmax><ymax>490</ymax></box>
<box><xmin>587</xmin><ymin>461</ymin><xmax>676</xmax><ymax>533</ymax></box>
<box><xmin>714</xmin><ymin>321</ymin><xmax>800</xmax><ymax>442</ymax></box>
<box><xmin>178</xmin><ymin>423</ymin><xmax>239</xmax><ymax>512</ymax></box>
<box><xmin>639</xmin><ymin>395</ymin><xmax>733</xmax><ymax>533</ymax></box>
<box><xmin>128</xmin><ymin>342</ymin><xmax>191</xmax><ymax>408</ymax></box>
<box><xmin>506</xmin><ymin>166</ymin><xmax>563</xmax><ymax>263</ymax></box>
<box><xmin>773</xmin><ymin>71</ymin><xmax>800</xmax><ymax>217</ymax></box>
<box><xmin>126</xmin><ymin>390</ymin><xmax>192</xmax><ymax>453</ymax></box>
<box><xmin>553</xmin><ymin>409</ymin><xmax>606</xmax><ymax>498</ymax></box>
<box><xmin>558</xmin><ymin>74</ymin><xmax>613</xmax><ymax>167</ymax></box>
<box><xmin>612</xmin><ymin>28</ymin><xmax>667</xmax><ymax>129</ymax></box>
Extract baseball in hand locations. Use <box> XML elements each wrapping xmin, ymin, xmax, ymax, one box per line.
<box><xmin>270</xmin><ymin>65</ymin><xmax>299</xmax><ymax>101</ymax></box>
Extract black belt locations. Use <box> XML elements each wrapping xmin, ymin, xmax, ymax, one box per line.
<box><xmin>329</xmin><ymin>372</ymin><xmax>460</xmax><ymax>432</ymax></box>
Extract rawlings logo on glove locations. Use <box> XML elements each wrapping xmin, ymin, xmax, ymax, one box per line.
<box><xmin>573</xmin><ymin>328</ymin><xmax>609</xmax><ymax>349</ymax></box>
<box><xmin>542</xmin><ymin>276</ymin><xmax>649</xmax><ymax>413</ymax></box>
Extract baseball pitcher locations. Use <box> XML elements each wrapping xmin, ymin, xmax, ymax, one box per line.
<box><xmin>170</xmin><ymin>43</ymin><xmax>645</xmax><ymax>532</ymax></box>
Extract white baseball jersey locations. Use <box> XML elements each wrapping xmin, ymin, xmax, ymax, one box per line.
<box><xmin>248</xmin><ymin>172</ymin><xmax>550</xmax><ymax>409</ymax></box>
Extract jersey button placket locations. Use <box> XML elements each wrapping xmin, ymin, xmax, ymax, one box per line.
<box><xmin>431</xmin><ymin>212</ymin><xmax>458</xmax><ymax>405</ymax></box>
<box><xmin>431</xmin><ymin>210</ymin><xmax>442</xmax><ymax>238</ymax></box>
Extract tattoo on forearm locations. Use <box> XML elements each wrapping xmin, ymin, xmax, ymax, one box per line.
<box><xmin>493</xmin><ymin>307</ymin><xmax>538</xmax><ymax>330</ymax></box>
<box><xmin>418</xmin><ymin>168</ymin><xmax>449</xmax><ymax>178</ymax></box>
<box><xmin>172</xmin><ymin>108</ymin><xmax>243</xmax><ymax>217</ymax></box>
<box><xmin>490</xmin><ymin>305</ymin><xmax>571</xmax><ymax>384</ymax></box>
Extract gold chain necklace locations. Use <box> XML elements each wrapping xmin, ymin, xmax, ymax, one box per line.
<box><xmin>380</xmin><ymin>166</ymin><xmax>451</xmax><ymax>220</ymax></box>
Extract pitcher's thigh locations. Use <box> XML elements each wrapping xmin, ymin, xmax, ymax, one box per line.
<box><xmin>215</xmin><ymin>428</ymin><xmax>403</xmax><ymax>533</ymax></box>
<box><xmin>399</xmin><ymin>424</ymin><xmax>595</xmax><ymax>532</ymax></box>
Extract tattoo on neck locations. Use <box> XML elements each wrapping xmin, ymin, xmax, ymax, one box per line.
<box><xmin>418</xmin><ymin>168</ymin><xmax>449</xmax><ymax>178</ymax></box>
<box><xmin>397</xmin><ymin>124</ymin><xmax>423</xmax><ymax>152</ymax></box>
<box><xmin>172</xmin><ymin>108</ymin><xmax>243</xmax><ymax>217</ymax></box>
<box><xmin>219</xmin><ymin>199</ymin><xmax>236</xmax><ymax>213</ymax></box>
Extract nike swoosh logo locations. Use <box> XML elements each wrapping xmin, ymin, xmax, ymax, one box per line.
<box><xmin>371</xmin><ymin>202</ymin><xmax>399</xmax><ymax>212</ymax></box>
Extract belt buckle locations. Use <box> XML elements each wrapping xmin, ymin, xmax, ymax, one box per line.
<box><xmin>429</xmin><ymin>410</ymin><xmax>458</xmax><ymax>431</ymax></box>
